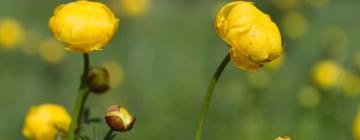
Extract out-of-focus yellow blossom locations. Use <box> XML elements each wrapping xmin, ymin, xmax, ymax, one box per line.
<box><xmin>49</xmin><ymin>0</ymin><xmax>119</xmax><ymax>53</ymax></box>
<box><xmin>298</xmin><ymin>86</ymin><xmax>320</xmax><ymax>108</ymax></box>
<box><xmin>247</xmin><ymin>70</ymin><xmax>270</xmax><ymax>89</ymax></box>
<box><xmin>39</xmin><ymin>39</ymin><xmax>65</xmax><ymax>64</ymax></box>
<box><xmin>0</xmin><ymin>18</ymin><xmax>24</xmax><ymax>48</ymax></box>
<box><xmin>103</xmin><ymin>61</ymin><xmax>124</xmax><ymax>87</ymax></box>
<box><xmin>23</xmin><ymin>104</ymin><xmax>71</xmax><ymax>140</ymax></box>
<box><xmin>271</xmin><ymin>0</ymin><xmax>299</xmax><ymax>11</ymax></box>
<box><xmin>20</xmin><ymin>30</ymin><xmax>43</xmax><ymax>55</ymax></box>
<box><xmin>215</xmin><ymin>1</ymin><xmax>282</xmax><ymax>71</ymax></box>
<box><xmin>353</xmin><ymin>108</ymin><xmax>360</xmax><ymax>140</ymax></box>
<box><xmin>266</xmin><ymin>55</ymin><xmax>284</xmax><ymax>71</ymax></box>
<box><xmin>312</xmin><ymin>60</ymin><xmax>343</xmax><ymax>89</ymax></box>
<box><xmin>339</xmin><ymin>72</ymin><xmax>360</xmax><ymax>97</ymax></box>
<box><xmin>120</xmin><ymin>0</ymin><xmax>149</xmax><ymax>17</ymax></box>
<box><xmin>275</xmin><ymin>136</ymin><xmax>292</xmax><ymax>140</ymax></box>
<box><xmin>305</xmin><ymin>0</ymin><xmax>329</xmax><ymax>9</ymax></box>
<box><xmin>281</xmin><ymin>11</ymin><xmax>307</xmax><ymax>40</ymax></box>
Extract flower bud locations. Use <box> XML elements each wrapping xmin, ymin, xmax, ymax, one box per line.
<box><xmin>49</xmin><ymin>0</ymin><xmax>119</xmax><ymax>53</ymax></box>
<box><xmin>275</xmin><ymin>136</ymin><xmax>292</xmax><ymax>140</ymax></box>
<box><xmin>105</xmin><ymin>105</ymin><xmax>136</xmax><ymax>132</ymax></box>
<box><xmin>215</xmin><ymin>1</ymin><xmax>282</xmax><ymax>71</ymax></box>
<box><xmin>87</xmin><ymin>67</ymin><xmax>110</xmax><ymax>94</ymax></box>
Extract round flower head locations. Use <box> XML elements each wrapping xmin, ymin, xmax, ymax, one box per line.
<box><xmin>22</xmin><ymin>104</ymin><xmax>71</xmax><ymax>140</ymax></box>
<box><xmin>215</xmin><ymin>1</ymin><xmax>282</xmax><ymax>71</ymax></box>
<box><xmin>49</xmin><ymin>0</ymin><xmax>119</xmax><ymax>53</ymax></box>
<box><xmin>105</xmin><ymin>105</ymin><xmax>136</xmax><ymax>132</ymax></box>
<box><xmin>312</xmin><ymin>60</ymin><xmax>343</xmax><ymax>89</ymax></box>
<box><xmin>275</xmin><ymin>136</ymin><xmax>292</xmax><ymax>140</ymax></box>
<box><xmin>0</xmin><ymin>18</ymin><xmax>23</xmax><ymax>48</ymax></box>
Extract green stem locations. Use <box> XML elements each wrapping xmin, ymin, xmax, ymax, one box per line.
<box><xmin>194</xmin><ymin>53</ymin><xmax>231</xmax><ymax>140</ymax></box>
<box><xmin>68</xmin><ymin>53</ymin><xmax>91</xmax><ymax>140</ymax></box>
<box><xmin>104</xmin><ymin>129</ymin><xmax>115</xmax><ymax>140</ymax></box>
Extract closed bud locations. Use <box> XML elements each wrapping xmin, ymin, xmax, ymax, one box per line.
<box><xmin>87</xmin><ymin>67</ymin><xmax>110</xmax><ymax>94</ymax></box>
<box><xmin>275</xmin><ymin>136</ymin><xmax>292</xmax><ymax>140</ymax></box>
<box><xmin>105</xmin><ymin>105</ymin><xmax>136</xmax><ymax>132</ymax></box>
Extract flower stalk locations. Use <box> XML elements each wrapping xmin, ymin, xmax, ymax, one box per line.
<box><xmin>104</xmin><ymin>129</ymin><xmax>115</xmax><ymax>140</ymax></box>
<box><xmin>194</xmin><ymin>53</ymin><xmax>230</xmax><ymax>140</ymax></box>
<box><xmin>68</xmin><ymin>53</ymin><xmax>91</xmax><ymax>140</ymax></box>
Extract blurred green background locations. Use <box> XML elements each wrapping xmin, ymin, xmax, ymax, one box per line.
<box><xmin>1</xmin><ymin>0</ymin><xmax>360</xmax><ymax>139</ymax></box>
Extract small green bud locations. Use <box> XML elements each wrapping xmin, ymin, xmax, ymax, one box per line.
<box><xmin>105</xmin><ymin>105</ymin><xmax>136</xmax><ymax>132</ymax></box>
<box><xmin>87</xmin><ymin>67</ymin><xmax>110</xmax><ymax>94</ymax></box>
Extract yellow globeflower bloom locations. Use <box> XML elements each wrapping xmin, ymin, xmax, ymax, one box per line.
<box><xmin>0</xmin><ymin>18</ymin><xmax>24</xmax><ymax>48</ymax></box>
<box><xmin>312</xmin><ymin>60</ymin><xmax>343</xmax><ymax>89</ymax></box>
<box><xmin>120</xmin><ymin>0</ymin><xmax>149</xmax><ymax>17</ymax></box>
<box><xmin>49</xmin><ymin>0</ymin><xmax>119</xmax><ymax>53</ymax></box>
<box><xmin>215</xmin><ymin>1</ymin><xmax>282</xmax><ymax>71</ymax></box>
<box><xmin>23</xmin><ymin>104</ymin><xmax>71</xmax><ymax>140</ymax></box>
<box><xmin>39</xmin><ymin>39</ymin><xmax>65</xmax><ymax>64</ymax></box>
<box><xmin>275</xmin><ymin>136</ymin><xmax>292</xmax><ymax>140</ymax></box>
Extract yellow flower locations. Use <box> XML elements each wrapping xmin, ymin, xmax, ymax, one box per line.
<box><xmin>120</xmin><ymin>0</ymin><xmax>149</xmax><ymax>17</ymax></box>
<box><xmin>0</xmin><ymin>18</ymin><xmax>24</xmax><ymax>48</ymax></box>
<box><xmin>312</xmin><ymin>60</ymin><xmax>343</xmax><ymax>89</ymax></box>
<box><xmin>281</xmin><ymin>11</ymin><xmax>307</xmax><ymax>40</ymax></box>
<box><xmin>275</xmin><ymin>136</ymin><xmax>292</xmax><ymax>140</ymax></box>
<box><xmin>353</xmin><ymin>108</ymin><xmax>360</xmax><ymax>140</ymax></box>
<box><xmin>39</xmin><ymin>39</ymin><xmax>65</xmax><ymax>64</ymax></box>
<box><xmin>49</xmin><ymin>0</ymin><xmax>119</xmax><ymax>53</ymax></box>
<box><xmin>215</xmin><ymin>1</ymin><xmax>282</xmax><ymax>71</ymax></box>
<box><xmin>22</xmin><ymin>104</ymin><xmax>71</xmax><ymax>140</ymax></box>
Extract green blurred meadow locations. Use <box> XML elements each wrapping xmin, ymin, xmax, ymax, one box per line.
<box><xmin>1</xmin><ymin>0</ymin><xmax>360</xmax><ymax>139</ymax></box>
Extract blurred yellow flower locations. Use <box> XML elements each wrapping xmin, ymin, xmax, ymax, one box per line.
<box><xmin>39</xmin><ymin>39</ymin><xmax>65</xmax><ymax>64</ymax></box>
<box><xmin>0</xmin><ymin>18</ymin><xmax>24</xmax><ymax>48</ymax></box>
<box><xmin>353</xmin><ymin>108</ymin><xmax>360</xmax><ymax>140</ymax></box>
<box><xmin>23</xmin><ymin>104</ymin><xmax>71</xmax><ymax>140</ymax></box>
<box><xmin>271</xmin><ymin>0</ymin><xmax>299</xmax><ymax>11</ymax></box>
<box><xmin>120</xmin><ymin>0</ymin><xmax>149</xmax><ymax>17</ymax></box>
<box><xmin>305</xmin><ymin>0</ymin><xmax>329</xmax><ymax>9</ymax></box>
<box><xmin>275</xmin><ymin>136</ymin><xmax>292</xmax><ymax>140</ymax></box>
<box><xmin>266</xmin><ymin>55</ymin><xmax>284</xmax><ymax>71</ymax></box>
<box><xmin>339</xmin><ymin>72</ymin><xmax>360</xmax><ymax>97</ymax></box>
<box><xmin>215</xmin><ymin>1</ymin><xmax>282</xmax><ymax>71</ymax></box>
<box><xmin>281</xmin><ymin>11</ymin><xmax>307</xmax><ymax>40</ymax></box>
<box><xmin>103</xmin><ymin>61</ymin><xmax>124</xmax><ymax>87</ymax></box>
<box><xmin>49</xmin><ymin>0</ymin><xmax>119</xmax><ymax>53</ymax></box>
<box><xmin>312</xmin><ymin>60</ymin><xmax>343</xmax><ymax>89</ymax></box>
<box><xmin>298</xmin><ymin>86</ymin><xmax>320</xmax><ymax>108</ymax></box>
